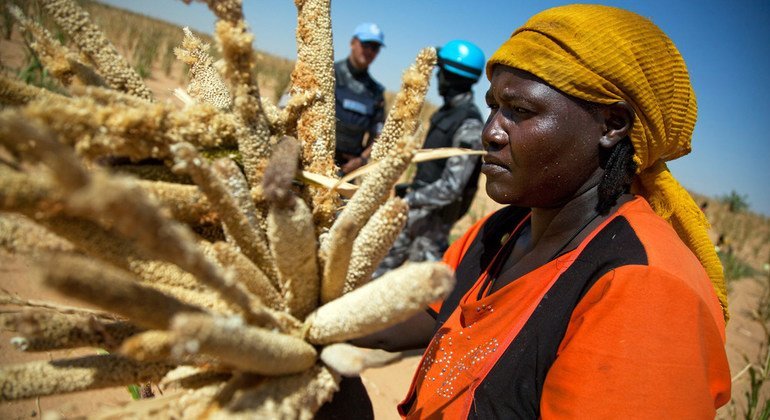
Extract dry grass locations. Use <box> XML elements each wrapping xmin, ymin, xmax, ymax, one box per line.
<box><xmin>0</xmin><ymin>0</ymin><xmax>297</xmax><ymax>103</ymax></box>
<box><xmin>693</xmin><ymin>192</ymin><xmax>770</xmax><ymax>274</ymax></box>
<box><xmin>0</xmin><ymin>1</ymin><xmax>435</xmax><ymax>109</ymax></box>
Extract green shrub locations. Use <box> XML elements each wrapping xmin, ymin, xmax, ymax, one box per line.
<box><xmin>721</xmin><ymin>190</ymin><xmax>751</xmax><ymax>213</ymax></box>
<box><xmin>719</xmin><ymin>251</ymin><xmax>756</xmax><ymax>282</ymax></box>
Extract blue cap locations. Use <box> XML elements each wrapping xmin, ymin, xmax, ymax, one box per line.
<box><xmin>353</xmin><ymin>22</ymin><xmax>385</xmax><ymax>46</ymax></box>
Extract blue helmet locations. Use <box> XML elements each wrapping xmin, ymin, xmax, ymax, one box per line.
<box><xmin>353</xmin><ymin>22</ymin><xmax>385</xmax><ymax>46</ymax></box>
<box><xmin>437</xmin><ymin>40</ymin><xmax>485</xmax><ymax>81</ymax></box>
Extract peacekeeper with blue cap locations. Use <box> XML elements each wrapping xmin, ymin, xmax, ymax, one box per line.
<box><xmin>334</xmin><ymin>22</ymin><xmax>386</xmax><ymax>175</ymax></box>
<box><xmin>375</xmin><ymin>39</ymin><xmax>486</xmax><ymax>277</ymax></box>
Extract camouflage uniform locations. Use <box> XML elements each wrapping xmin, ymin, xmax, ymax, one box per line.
<box><xmin>374</xmin><ymin>92</ymin><xmax>483</xmax><ymax>277</ymax></box>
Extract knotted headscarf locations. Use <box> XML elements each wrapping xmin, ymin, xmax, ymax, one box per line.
<box><xmin>487</xmin><ymin>4</ymin><xmax>728</xmax><ymax>320</ymax></box>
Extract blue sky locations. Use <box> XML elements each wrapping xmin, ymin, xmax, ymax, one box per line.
<box><xmin>100</xmin><ymin>0</ymin><xmax>770</xmax><ymax>215</ymax></box>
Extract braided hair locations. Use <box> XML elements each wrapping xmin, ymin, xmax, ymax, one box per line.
<box><xmin>573</xmin><ymin>97</ymin><xmax>637</xmax><ymax>215</ymax></box>
<box><xmin>597</xmin><ymin>136</ymin><xmax>636</xmax><ymax>214</ymax></box>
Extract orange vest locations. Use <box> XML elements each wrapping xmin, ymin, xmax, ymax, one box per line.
<box><xmin>400</xmin><ymin>197</ymin><xmax>730</xmax><ymax>419</ymax></box>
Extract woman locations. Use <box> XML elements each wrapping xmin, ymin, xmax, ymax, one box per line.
<box><xmin>395</xmin><ymin>4</ymin><xmax>730</xmax><ymax>419</ymax></box>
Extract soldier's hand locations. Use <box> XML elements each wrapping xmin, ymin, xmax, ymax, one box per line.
<box><xmin>341</xmin><ymin>156</ymin><xmax>366</xmax><ymax>174</ymax></box>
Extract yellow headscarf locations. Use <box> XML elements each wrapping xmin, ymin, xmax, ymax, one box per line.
<box><xmin>487</xmin><ymin>4</ymin><xmax>728</xmax><ymax>320</ymax></box>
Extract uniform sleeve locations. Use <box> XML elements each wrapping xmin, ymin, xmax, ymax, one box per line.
<box><xmin>406</xmin><ymin>118</ymin><xmax>483</xmax><ymax>209</ymax></box>
<box><xmin>540</xmin><ymin>265</ymin><xmax>731</xmax><ymax>419</ymax></box>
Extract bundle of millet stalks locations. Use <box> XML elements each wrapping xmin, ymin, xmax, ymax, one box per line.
<box><xmin>0</xmin><ymin>0</ymin><xmax>456</xmax><ymax>417</ymax></box>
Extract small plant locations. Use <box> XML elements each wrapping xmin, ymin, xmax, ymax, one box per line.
<box><xmin>721</xmin><ymin>190</ymin><xmax>751</xmax><ymax>213</ymax></box>
<box><xmin>2</xmin><ymin>4</ymin><xmax>14</xmax><ymax>40</ymax></box>
<box><xmin>162</xmin><ymin>40</ymin><xmax>176</xmax><ymax>77</ymax></box>
<box><xmin>740</xmin><ymin>261</ymin><xmax>770</xmax><ymax>420</ymax></box>
<box><xmin>133</xmin><ymin>30</ymin><xmax>160</xmax><ymax>79</ymax></box>
<box><xmin>17</xmin><ymin>48</ymin><xmax>60</xmax><ymax>92</ymax></box>
<box><xmin>720</xmin><ymin>251</ymin><xmax>757</xmax><ymax>282</ymax></box>
<box><xmin>743</xmin><ymin>354</ymin><xmax>770</xmax><ymax>420</ymax></box>
<box><xmin>127</xmin><ymin>384</ymin><xmax>142</xmax><ymax>400</ymax></box>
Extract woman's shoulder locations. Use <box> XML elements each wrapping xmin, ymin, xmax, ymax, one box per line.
<box><xmin>613</xmin><ymin>197</ymin><xmax>708</xmax><ymax>279</ymax></box>
<box><xmin>578</xmin><ymin>197</ymin><xmax>724</xmax><ymax>330</ymax></box>
<box><xmin>570</xmin><ymin>197</ymin><xmax>720</xmax><ymax>315</ymax></box>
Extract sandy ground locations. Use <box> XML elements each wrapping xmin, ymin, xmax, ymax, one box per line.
<box><xmin>717</xmin><ymin>276</ymin><xmax>769</xmax><ymax>418</ymax></box>
<box><xmin>0</xmin><ymin>253</ymin><xmax>131</xmax><ymax>419</ymax></box>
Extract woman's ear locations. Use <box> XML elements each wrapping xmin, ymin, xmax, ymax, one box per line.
<box><xmin>599</xmin><ymin>101</ymin><xmax>635</xmax><ymax>149</ymax></box>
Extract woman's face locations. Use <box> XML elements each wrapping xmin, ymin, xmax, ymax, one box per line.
<box><xmin>482</xmin><ymin>65</ymin><xmax>604</xmax><ymax>208</ymax></box>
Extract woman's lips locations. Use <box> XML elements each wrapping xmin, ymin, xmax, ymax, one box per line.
<box><xmin>481</xmin><ymin>156</ymin><xmax>508</xmax><ymax>176</ymax></box>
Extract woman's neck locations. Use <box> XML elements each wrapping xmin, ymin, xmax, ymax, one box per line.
<box><xmin>529</xmin><ymin>180</ymin><xmax>602</xmax><ymax>249</ymax></box>
<box><xmin>488</xmin><ymin>178</ymin><xmax>629</xmax><ymax>295</ymax></box>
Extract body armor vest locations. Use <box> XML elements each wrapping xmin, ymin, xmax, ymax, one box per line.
<box><xmin>334</xmin><ymin>60</ymin><xmax>384</xmax><ymax>155</ymax></box>
<box><xmin>413</xmin><ymin>100</ymin><xmax>482</xmax><ymax>222</ymax></box>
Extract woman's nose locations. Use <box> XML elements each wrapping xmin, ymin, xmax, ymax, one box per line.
<box><xmin>482</xmin><ymin>116</ymin><xmax>507</xmax><ymax>152</ymax></box>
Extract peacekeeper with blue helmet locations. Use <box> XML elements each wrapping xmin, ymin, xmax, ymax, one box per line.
<box><xmin>375</xmin><ymin>39</ymin><xmax>486</xmax><ymax>277</ymax></box>
<box><xmin>318</xmin><ymin>40</ymin><xmax>486</xmax><ymax>419</ymax></box>
<box><xmin>334</xmin><ymin>22</ymin><xmax>386</xmax><ymax>175</ymax></box>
